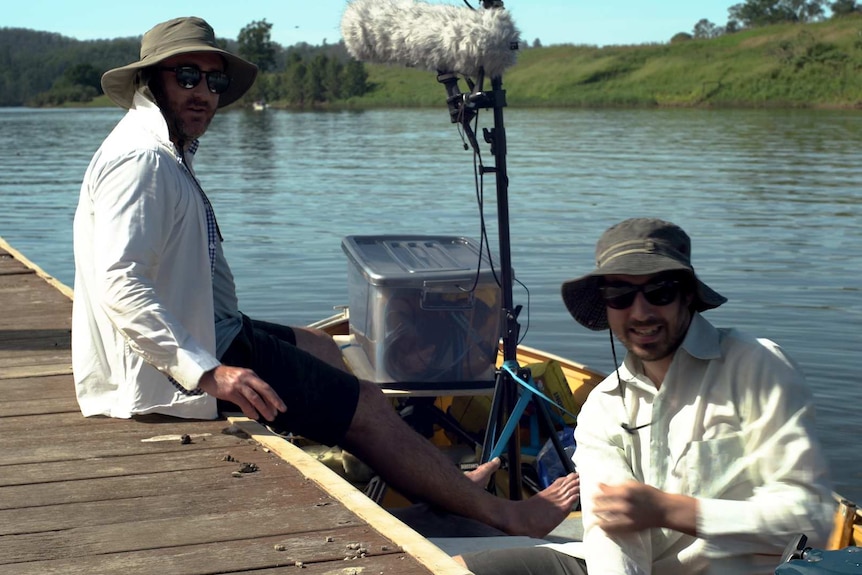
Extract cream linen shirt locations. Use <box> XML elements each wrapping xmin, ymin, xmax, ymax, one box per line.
<box><xmin>72</xmin><ymin>92</ymin><xmax>220</xmax><ymax>419</ymax></box>
<box><xmin>556</xmin><ymin>313</ymin><xmax>834</xmax><ymax>575</ymax></box>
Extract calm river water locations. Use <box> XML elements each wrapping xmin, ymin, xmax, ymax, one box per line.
<box><xmin>1</xmin><ymin>106</ymin><xmax>859</xmax><ymax>503</ymax></box>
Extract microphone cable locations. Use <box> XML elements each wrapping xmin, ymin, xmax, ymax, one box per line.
<box><xmin>609</xmin><ymin>330</ymin><xmax>653</xmax><ymax>434</ymax></box>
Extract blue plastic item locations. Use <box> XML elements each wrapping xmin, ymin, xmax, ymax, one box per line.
<box><xmin>535</xmin><ymin>427</ymin><xmax>576</xmax><ymax>489</ymax></box>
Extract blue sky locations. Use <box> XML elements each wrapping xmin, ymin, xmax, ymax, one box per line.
<box><xmin>5</xmin><ymin>0</ymin><xmax>736</xmax><ymax>48</ymax></box>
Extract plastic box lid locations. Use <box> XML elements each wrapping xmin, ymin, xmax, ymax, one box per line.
<box><xmin>341</xmin><ymin>235</ymin><xmax>497</xmax><ymax>286</ymax></box>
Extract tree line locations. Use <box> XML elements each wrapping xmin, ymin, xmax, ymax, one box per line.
<box><xmin>0</xmin><ymin>20</ymin><xmax>369</xmax><ymax>108</ymax></box>
<box><xmin>684</xmin><ymin>0</ymin><xmax>859</xmax><ymax>40</ymax></box>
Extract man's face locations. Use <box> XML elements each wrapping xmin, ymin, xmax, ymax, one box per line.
<box><xmin>153</xmin><ymin>52</ymin><xmax>224</xmax><ymax>145</ymax></box>
<box><xmin>603</xmin><ymin>273</ymin><xmax>693</xmax><ymax>365</ymax></box>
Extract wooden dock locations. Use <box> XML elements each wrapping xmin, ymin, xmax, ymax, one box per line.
<box><xmin>0</xmin><ymin>237</ymin><xmax>469</xmax><ymax>575</ymax></box>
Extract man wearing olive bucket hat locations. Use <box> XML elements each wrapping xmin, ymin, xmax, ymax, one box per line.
<box><xmin>72</xmin><ymin>16</ymin><xmax>579</xmax><ymax>540</ymax></box>
<box><xmin>459</xmin><ymin>218</ymin><xmax>834</xmax><ymax>574</ymax></box>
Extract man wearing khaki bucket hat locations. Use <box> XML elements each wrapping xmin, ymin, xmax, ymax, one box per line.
<box><xmin>72</xmin><ymin>16</ymin><xmax>579</xmax><ymax>540</ymax></box>
<box><xmin>460</xmin><ymin>218</ymin><xmax>833</xmax><ymax>574</ymax></box>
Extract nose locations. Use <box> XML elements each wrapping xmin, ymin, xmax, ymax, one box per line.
<box><xmin>191</xmin><ymin>79</ymin><xmax>213</xmax><ymax>97</ymax></box>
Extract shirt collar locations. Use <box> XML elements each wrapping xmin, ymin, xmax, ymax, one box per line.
<box><xmin>679</xmin><ymin>312</ymin><xmax>722</xmax><ymax>361</ymax></box>
<box><xmin>129</xmin><ymin>91</ymin><xmax>200</xmax><ymax>161</ymax></box>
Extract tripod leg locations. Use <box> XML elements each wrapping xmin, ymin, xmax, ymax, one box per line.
<box><xmin>480</xmin><ymin>369</ymin><xmax>506</xmax><ymax>463</ymax></box>
<box><xmin>534</xmin><ymin>399</ymin><xmax>576</xmax><ymax>475</ymax></box>
<box><xmin>480</xmin><ymin>368</ymin><xmax>525</xmax><ymax>500</ymax></box>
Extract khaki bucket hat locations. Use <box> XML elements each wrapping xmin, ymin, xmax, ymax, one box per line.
<box><xmin>101</xmin><ymin>16</ymin><xmax>258</xmax><ymax>109</ymax></box>
<box><xmin>561</xmin><ymin>218</ymin><xmax>727</xmax><ymax>331</ymax></box>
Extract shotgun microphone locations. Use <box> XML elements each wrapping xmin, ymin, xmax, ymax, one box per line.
<box><xmin>341</xmin><ymin>0</ymin><xmax>521</xmax><ymax>79</ymax></box>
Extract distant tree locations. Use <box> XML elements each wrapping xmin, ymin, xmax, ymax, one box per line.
<box><xmin>322</xmin><ymin>57</ymin><xmax>343</xmax><ymax>100</ymax></box>
<box><xmin>725</xmin><ymin>19</ymin><xmax>742</xmax><ymax>33</ymax></box>
<box><xmin>237</xmin><ymin>19</ymin><xmax>276</xmax><ymax>72</ymax></box>
<box><xmin>831</xmin><ymin>0</ymin><xmax>860</xmax><ymax>15</ymax></box>
<box><xmin>532</xmin><ymin>37</ymin><xmax>543</xmax><ymax>48</ymax></box>
<box><xmin>60</xmin><ymin>63</ymin><xmax>101</xmax><ymax>93</ymax></box>
<box><xmin>693</xmin><ymin>18</ymin><xmax>721</xmax><ymax>38</ymax></box>
<box><xmin>671</xmin><ymin>32</ymin><xmax>694</xmax><ymax>43</ymax></box>
<box><xmin>284</xmin><ymin>60</ymin><xmax>309</xmax><ymax>105</ymax></box>
<box><xmin>341</xmin><ymin>59</ymin><xmax>369</xmax><ymax>98</ymax></box>
<box><xmin>306</xmin><ymin>53</ymin><xmax>328</xmax><ymax>102</ymax></box>
<box><xmin>728</xmin><ymin>0</ymin><xmax>827</xmax><ymax>27</ymax></box>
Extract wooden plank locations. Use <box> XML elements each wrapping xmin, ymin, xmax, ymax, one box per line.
<box><xmin>1</xmin><ymin>529</ymin><xmax>429</xmax><ymax>575</ymax></box>
<box><xmin>230</xmin><ymin>553</ymin><xmax>429</xmax><ymax>575</ymax></box>
<box><xmin>0</xmin><ymin>350</ymin><xmax>72</xmax><ymax>369</ymax></box>
<box><xmin>0</xmin><ymin>329</ymin><xmax>71</xmax><ymax>349</ymax></box>
<box><xmin>0</xmin><ymin>397</ymin><xmax>78</xmax><ymax>417</ymax></box>
<box><xmin>0</xmin><ymin>363</ymin><xmax>73</xmax><ymax>380</ymax></box>
<box><xmin>0</xmin><ymin>474</ymin><xmax>348</xmax><ymax>536</ymax></box>
<box><xmin>0</xmin><ymin>374</ymin><xmax>76</xmax><ymax>401</ymax></box>
<box><xmin>0</xmin><ymin>422</ymin><xmax>255</xmax><ymax>466</ymax></box>
<box><xmin>0</xmin><ymin>451</ymin><xmax>299</xmax><ymax>503</ymax></box>
<box><xmin>0</xmin><ymin>500</ymin><xmax>372</xmax><ymax>563</ymax></box>
<box><xmin>0</xmin><ymin>251</ymin><xmax>35</xmax><ymax>277</ymax></box>
<box><xmin>0</xmin><ymin>411</ymin><xmax>121</xmax><ymax>434</ymax></box>
<box><xmin>0</xmin><ymin>237</ymin><xmax>73</xmax><ymax>300</ymax></box>
<box><xmin>0</xmin><ymin>412</ymin><xmax>231</xmax><ymax>443</ymax></box>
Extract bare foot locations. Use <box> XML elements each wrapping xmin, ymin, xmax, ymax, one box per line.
<box><xmin>504</xmin><ymin>472</ymin><xmax>580</xmax><ymax>538</ymax></box>
<box><xmin>465</xmin><ymin>457</ymin><xmax>501</xmax><ymax>486</ymax></box>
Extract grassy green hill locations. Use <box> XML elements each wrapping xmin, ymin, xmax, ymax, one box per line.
<box><xmin>343</xmin><ymin>15</ymin><xmax>862</xmax><ymax>109</ymax></box>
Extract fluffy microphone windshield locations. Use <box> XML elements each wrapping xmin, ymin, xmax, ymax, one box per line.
<box><xmin>341</xmin><ymin>0</ymin><xmax>521</xmax><ymax>79</ymax></box>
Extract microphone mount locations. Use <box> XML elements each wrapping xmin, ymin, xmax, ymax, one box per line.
<box><xmin>437</xmin><ymin>70</ymin><xmax>507</xmax><ymax>157</ymax></box>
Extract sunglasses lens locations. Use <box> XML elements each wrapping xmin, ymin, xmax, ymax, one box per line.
<box><xmin>165</xmin><ymin>67</ymin><xmax>230</xmax><ymax>94</ymax></box>
<box><xmin>173</xmin><ymin>67</ymin><xmax>202</xmax><ymax>89</ymax></box>
<box><xmin>643</xmin><ymin>281</ymin><xmax>679</xmax><ymax>306</ymax></box>
<box><xmin>205</xmin><ymin>71</ymin><xmax>231</xmax><ymax>94</ymax></box>
<box><xmin>600</xmin><ymin>280</ymin><xmax>680</xmax><ymax>309</ymax></box>
<box><xmin>600</xmin><ymin>286</ymin><xmax>638</xmax><ymax>310</ymax></box>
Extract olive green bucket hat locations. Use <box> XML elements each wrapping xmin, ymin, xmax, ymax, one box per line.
<box><xmin>101</xmin><ymin>16</ymin><xmax>258</xmax><ymax>109</ymax></box>
<box><xmin>561</xmin><ymin>218</ymin><xmax>727</xmax><ymax>331</ymax></box>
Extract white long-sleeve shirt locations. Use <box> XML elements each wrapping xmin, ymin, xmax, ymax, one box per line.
<box><xmin>72</xmin><ymin>93</ymin><xmax>219</xmax><ymax>419</ymax></box>
<box><xmin>559</xmin><ymin>313</ymin><xmax>833</xmax><ymax>574</ymax></box>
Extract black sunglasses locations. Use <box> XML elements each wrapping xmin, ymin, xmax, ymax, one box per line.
<box><xmin>599</xmin><ymin>278</ymin><xmax>682</xmax><ymax>310</ymax></box>
<box><xmin>160</xmin><ymin>66</ymin><xmax>231</xmax><ymax>95</ymax></box>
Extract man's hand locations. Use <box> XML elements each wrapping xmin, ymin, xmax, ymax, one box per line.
<box><xmin>198</xmin><ymin>365</ymin><xmax>286</xmax><ymax>422</ymax></box>
<box><xmin>593</xmin><ymin>481</ymin><xmax>698</xmax><ymax>536</ymax></box>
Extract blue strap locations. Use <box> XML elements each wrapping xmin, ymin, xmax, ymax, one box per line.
<box><xmin>500</xmin><ymin>361</ymin><xmax>578</xmax><ymax>420</ymax></box>
<box><xmin>487</xmin><ymin>360</ymin><xmax>578</xmax><ymax>461</ymax></box>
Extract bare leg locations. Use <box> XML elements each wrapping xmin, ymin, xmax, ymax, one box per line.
<box><xmin>340</xmin><ymin>380</ymin><xmax>579</xmax><ymax>538</ymax></box>
<box><xmin>292</xmin><ymin>327</ymin><xmax>350</xmax><ymax>371</ymax></box>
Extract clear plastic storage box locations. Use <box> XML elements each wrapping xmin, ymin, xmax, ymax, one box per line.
<box><xmin>342</xmin><ymin>235</ymin><xmax>502</xmax><ymax>384</ymax></box>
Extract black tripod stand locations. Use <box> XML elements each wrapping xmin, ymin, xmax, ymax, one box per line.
<box><xmin>437</xmin><ymin>67</ymin><xmax>576</xmax><ymax>499</ymax></box>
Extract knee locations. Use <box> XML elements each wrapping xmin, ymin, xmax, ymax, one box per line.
<box><xmin>356</xmin><ymin>379</ymin><xmax>391</xmax><ymax>410</ymax></box>
<box><xmin>294</xmin><ymin>327</ymin><xmax>348</xmax><ymax>370</ymax></box>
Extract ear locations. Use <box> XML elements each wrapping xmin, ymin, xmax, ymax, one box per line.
<box><xmin>684</xmin><ymin>290</ymin><xmax>697</xmax><ymax>314</ymax></box>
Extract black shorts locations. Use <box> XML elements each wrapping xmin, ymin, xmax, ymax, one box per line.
<box><xmin>219</xmin><ymin>315</ymin><xmax>360</xmax><ymax>446</ymax></box>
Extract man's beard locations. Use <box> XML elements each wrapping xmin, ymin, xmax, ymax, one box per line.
<box><xmin>163</xmin><ymin>98</ymin><xmax>215</xmax><ymax>144</ymax></box>
<box><xmin>623</xmin><ymin>321</ymin><xmax>686</xmax><ymax>363</ymax></box>
<box><xmin>151</xmin><ymin>83</ymin><xmax>214</xmax><ymax>145</ymax></box>
<box><xmin>617</xmin><ymin>308</ymin><xmax>692</xmax><ymax>364</ymax></box>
